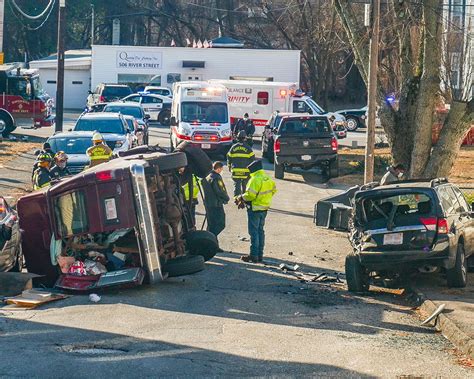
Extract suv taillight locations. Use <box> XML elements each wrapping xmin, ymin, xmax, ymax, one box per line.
<box><xmin>420</xmin><ymin>217</ymin><xmax>449</xmax><ymax>234</ymax></box>
<box><xmin>331</xmin><ymin>137</ymin><xmax>338</xmax><ymax>152</ymax></box>
<box><xmin>437</xmin><ymin>218</ymin><xmax>449</xmax><ymax>234</ymax></box>
<box><xmin>274</xmin><ymin>138</ymin><xmax>281</xmax><ymax>154</ymax></box>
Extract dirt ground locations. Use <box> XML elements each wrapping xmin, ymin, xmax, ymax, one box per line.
<box><xmin>0</xmin><ymin>140</ymin><xmax>41</xmax><ymax>167</ymax></box>
<box><xmin>333</xmin><ymin>146</ymin><xmax>474</xmax><ymax>187</ymax></box>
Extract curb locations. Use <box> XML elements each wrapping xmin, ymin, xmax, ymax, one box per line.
<box><xmin>416</xmin><ymin>289</ymin><xmax>474</xmax><ymax>359</ymax></box>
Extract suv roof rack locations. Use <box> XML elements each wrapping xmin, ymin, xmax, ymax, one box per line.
<box><xmin>430</xmin><ymin>177</ymin><xmax>449</xmax><ymax>187</ymax></box>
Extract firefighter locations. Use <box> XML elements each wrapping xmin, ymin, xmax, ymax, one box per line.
<box><xmin>32</xmin><ymin>142</ymin><xmax>55</xmax><ymax>179</ymax></box>
<box><xmin>202</xmin><ymin>161</ymin><xmax>230</xmax><ymax>238</ymax></box>
<box><xmin>232</xmin><ymin>113</ymin><xmax>255</xmax><ymax>145</ymax></box>
<box><xmin>181</xmin><ymin>168</ymin><xmax>200</xmax><ymax>225</ymax></box>
<box><xmin>32</xmin><ymin>153</ymin><xmax>52</xmax><ymax>190</ymax></box>
<box><xmin>86</xmin><ymin>132</ymin><xmax>113</xmax><ymax>167</ymax></box>
<box><xmin>227</xmin><ymin>130</ymin><xmax>255</xmax><ymax>197</ymax></box>
<box><xmin>50</xmin><ymin>151</ymin><xmax>71</xmax><ymax>179</ymax></box>
<box><xmin>236</xmin><ymin>159</ymin><xmax>277</xmax><ymax>263</ymax></box>
<box><xmin>380</xmin><ymin>163</ymin><xmax>406</xmax><ymax>185</ymax></box>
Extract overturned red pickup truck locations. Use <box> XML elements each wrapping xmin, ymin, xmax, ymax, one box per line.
<box><xmin>17</xmin><ymin>146</ymin><xmax>218</xmax><ymax>290</ymax></box>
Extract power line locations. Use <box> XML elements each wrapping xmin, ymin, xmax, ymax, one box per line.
<box><xmin>10</xmin><ymin>0</ymin><xmax>54</xmax><ymax>20</ymax></box>
<box><xmin>7</xmin><ymin>0</ymin><xmax>56</xmax><ymax>30</ymax></box>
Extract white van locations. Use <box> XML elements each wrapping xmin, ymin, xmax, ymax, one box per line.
<box><xmin>170</xmin><ymin>82</ymin><xmax>232</xmax><ymax>154</ymax></box>
<box><xmin>210</xmin><ymin>80</ymin><xmax>346</xmax><ymax>137</ymax></box>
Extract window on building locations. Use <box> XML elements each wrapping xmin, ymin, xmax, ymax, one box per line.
<box><xmin>257</xmin><ymin>91</ymin><xmax>269</xmax><ymax>105</ymax></box>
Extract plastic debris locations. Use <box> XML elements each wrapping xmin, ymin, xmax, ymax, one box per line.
<box><xmin>89</xmin><ymin>293</ymin><xmax>101</xmax><ymax>303</ymax></box>
<box><xmin>68</xmin><ymin>261</ymin><xmax>87</xmax><ymax>276</ymax></box>
<box><xmin>279</xmin><ymin>263</ymin><xmax>300</xmax><ymax>271</ymax></box>
<box><xmin>421</xmin><ymin>303</ymin><xmax>446</xmax><ymax>325</ymax></box>
<box><xmin>84</xmin><ymin>260</ymin><xmax>107</xmax><ymax>276</ymax></box>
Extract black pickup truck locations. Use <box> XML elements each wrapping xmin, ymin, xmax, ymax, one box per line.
<box><xmin>272</xmin><ymin>115</ymin><xmax>339</xmax><ymax>180</ymax></box>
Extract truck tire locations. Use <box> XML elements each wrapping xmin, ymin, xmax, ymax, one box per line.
<box><xmin>345</xmin><ymin>116</ymin><xmax>359</xmax><ymax>132</ymax></box>
<box><xmin>184</xmin><ymin>230</ymin><xmax>219</xmax><ymax>262</ymax></box>
<box><xmin>176</xmin><ymin>142</ymin><xmax>213</xmax><ymax>178</ymax></box>
<box><xmin>274</xmin><ymin>162</ymin><xmax>285</xmax><ymax>179</ymax></box>
<box><xmin>158</xmin><ymin>110</ymin><xmax>171</xmax><ymax>126</ymax></box>
<box><xmin>328</xmin><ymin>159</ymin><xmax>339</xmax><ymax>178</ymax></box>
<box><xmin>345</xmin><ymin>254</ymin><xmax>369</xmax><ymax>293</ymax></box>
<box><xmin>446</xmin><ymin>242</ymin><xmax>467</xmax><ymax>288</ymax></box>
<box><xmin>163</xmin><ymin>255</ymin><xmax>205</xmax><ymax>277</ymax></box>
<box><xmin>0</xmin><ymin>113</ymin><xmax>15</xmax><ymax>138</ymax></box>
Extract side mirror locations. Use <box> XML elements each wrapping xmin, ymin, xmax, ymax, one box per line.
<box><xmin>170</xmin><ymin>116</ymin><xmax>177</xmax><ymax>126</ymax></box>
<box><xmin>34</xmin><ymin>149</ymin><xmax>41</xmax><ymax>156</ymax></box>
<box><xmin>88</xmin><ymin>90</ymin><xmax>93</xmax><ymax>95</ymax></box>
<box><xmin>144</xmin><ymin>114</ymin><xmax>151</xmax><ymax>120</ymax></box>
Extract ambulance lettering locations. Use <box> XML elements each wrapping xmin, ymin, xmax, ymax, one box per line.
<box><xmin>228</xmin><ymin>96</ymin><xmax>250</xmax><ymax>103</ymax></box>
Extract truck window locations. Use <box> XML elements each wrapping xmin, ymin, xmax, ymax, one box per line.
<box><xmin>279</xmin><ymin>118</ymin><xmax>331</xmax><ymax>135</ymax></box>
<box><xmin>8</xmin><ymin>78</ymin><xmax>30</xmax><ymax>99</ymax></box>
<box><xmin>54</xmin><ymin>191</ymin><xmax>89</xmax><ymax>237</ymax></box>
<box><xmin>293</xmin><ymin>100</ymin><xmax>312</xmax><ymax>114</ymax></box>
<box><xmin>257</xmin><ymin>91</ymin><xmax>269</xmax><ymax>105</ymax></box>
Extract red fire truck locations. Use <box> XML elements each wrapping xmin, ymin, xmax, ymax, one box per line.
<box><xmin>0</xmin><ymin>63</ymin><xmax>54</xmax><ymax>137</ymax></box>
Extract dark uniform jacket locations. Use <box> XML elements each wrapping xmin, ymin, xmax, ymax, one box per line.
<box><xmin>31</xmin><ymin>149</ymin><xmax>55</xmax><ymax>179</ymax></box>
<box><xmin>202</xmin><ymin>171</ymin><xmax>230</xmax><ymax>208</ymax></box>
<box><xmin>50</xmin><ymin>165</ymin><xmax>71</xmax><ymax>180</ymax></box>
<box><xmin>32</xmin><ymin>167</ymin><xmax>51</xmax><ymax>190</ymax></box>
<box><xmin>233</xmin><ymin>119</ymin><xmax>256</xmax><ymax>136</ymax></box>
<box><xmin>227</xmin><ymin>142</ymin><xmax>255</xmax><ymax>179</ymax></box>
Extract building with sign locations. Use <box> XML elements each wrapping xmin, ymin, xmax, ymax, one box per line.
<box><xmin>91</xmin><ymin>45</ymin><xmax>300</xmax><ymax>92</ymax></box>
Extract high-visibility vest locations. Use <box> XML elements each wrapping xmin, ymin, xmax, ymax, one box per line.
<box><xmin>242</xmin><ymin>169</ymin><xmax>277</xmax><ymax>211</ymax></box>
<box><xmin>227</xmin><ymin>143</ymin><xmax>255</xmax><ymax>179</ymax></box>
<box><xmin>183</xmin><ymin>175</ymin><xmax>199</xmax><ymax>201</ymax></box>
<box><xmin>32</xmin><ymin>168</ymin><xmax>51</xmax><ymax>191</ymax></box>
<box><xmin>86</xmin><ymin>143</ymin><xmax>113</xmax><ymax>167</ymax></box>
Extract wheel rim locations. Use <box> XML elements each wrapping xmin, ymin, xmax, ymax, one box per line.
<box><xmin>0</xmin><ymin>119</ymin><xmax>6</xmax><ymax>133</ymax></box>
<box><xmin>346</xmin><ymin>118</ymin><xmax>357</xmax><ymax>131</ymax></box>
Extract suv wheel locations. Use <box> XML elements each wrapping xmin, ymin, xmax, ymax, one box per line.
<box><xmin>163</xmin><ymin>255</ymin><xmax>205</xmax><ymax>277</ymax></box>
<box><xmin>446</xmin><ymin>242</ymin><xmax>467</xmax><ymax>288</ymax></box>
<box><xmin>345</xmin><ymin>254</ymin><xmax>370</xmax><ymax>293</ymax></box>
<box><xmin>274</xmin><ymin>162</ymin><xmax>285</xmax><ymax>179</ymax></box>
<box><xmin>184</xmin><ymin>230</ymin><xmax>219</xmax><ymax>262</ymax></box>
<box><xmin>346</xmin><ymin>116</ymin><xmax>359</xmax><ymax>132</ymax></box>
<box><xmin>158</xmin><ymin>110</ymin><xmax>171</xmax><ymax>126</ymax></box>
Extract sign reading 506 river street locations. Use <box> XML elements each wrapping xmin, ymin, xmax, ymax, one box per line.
<box><xmin>116</xmin><ymin>51</ymin><xmax>163</xmax><ymax>70</ymax></box>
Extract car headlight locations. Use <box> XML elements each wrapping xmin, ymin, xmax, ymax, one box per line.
<box><xmin>221</xmin><ymin>128</ymin><xmax>231</xmax><ymax>137</ymax></box>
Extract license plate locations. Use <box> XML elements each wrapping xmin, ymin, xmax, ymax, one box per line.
<box><xmin>301</xmin><ymin>155</ymin><xmax>311</xmax><ymax>161</ymax></box>
<box><xmin>201</xmin><ymin>143</ymin><xmax>211</xmax><ymax>149</ymax></box>
<box><xmin>383</xmin><ymin>232</ymin><xmax>403</xmax><ymax>245</ymax></box>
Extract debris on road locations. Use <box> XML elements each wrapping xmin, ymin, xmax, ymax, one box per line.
<box><xmin>421</xmin><ymin>303</ymin><xmax>446</xmax><ymax>326</ymax></box>
<box><xmin>279</xmin><ymin>263</ymin><xmax>300</xmax><ymax>271</ymax></box>
<box><xmin>0</xmin><ymin>272</ymin><xmax>41</xmax><ymax>297</ymax></box>
<box><xmin>239</xmin><ymin>236</ymin><xmax>250</xmax><ymax>242</ymax></box>
<box><xmin>89</xmin><ymin>293</ymin><xmax>101</xmax><ymax>303</ymax></box>
<box><xmin>2</xmin><ymin>289</ymin><xmax>69</xmax><ymax>310</ymax></box>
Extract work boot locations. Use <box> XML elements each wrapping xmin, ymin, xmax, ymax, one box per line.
<box><xmin>240</xmin><ymin>255</ymin><xmax>259</xmax><ymax>263</ymax></box>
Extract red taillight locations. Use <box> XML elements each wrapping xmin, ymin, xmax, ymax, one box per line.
<box><xmin>274</xmin><ymin>138</ymin><xmax>281</xmax><ymax>153</ymax></box>
<box><xmin>221</xmin><ymin>136</ymin><xmax>232</xmax><ymax>142</ymax></box>
<box><xmin>331</xmin><ymin>137</ymin><xmax>338</xmax><ymax>152</ymax></box>
<box><xmin>99</xmin><ymin>95</ymin><xmax>106</xmax><ymax>102</ymax></box>
<box><xmin>437</xmin><ymin>218</ymin><xmax>449</xmax><ymax>234</ymax></box>
<box><xmin>420</xmin><ymin>217</ymin><xmax>437</xmax><ymax>231</ymax></box>
<box><xmin>210</xmin><ymin>135</ymin><xmax>219</xmax><ymax>142</ymax></box>
<box><xmin>191</xmin><ymin>121</ymin><xmax>201</xmax><ymax>126</ymax></box>
<box><xmin>96</xmin><ymin>171</ymin><xmax>113</xmax><ymax>181</ymax></box>
<box><xmin>194</xmin><ymin>135</ymin><xmax>204</xmax><ymax>141</ymax></box>
<box><xmin>210</xmin><ymin>122</ymin><xmax>221</xmax><ymax>126</ymax></box>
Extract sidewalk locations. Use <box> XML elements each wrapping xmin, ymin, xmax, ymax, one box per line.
<box><xmin>414</xmin><ymin>273</ymin><xmax>474</xmax><ymax>359</ymax></box>
<box><xmin>0</xmin><ymin>151</ymin><xmax>37</xmax><ymax>203</ymax></box>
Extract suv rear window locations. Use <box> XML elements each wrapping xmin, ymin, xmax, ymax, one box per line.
<box><xmin>75</xmin><ymin>118</ymin><xmax>125</xmax><ymax>134</ymax></box>
<box><xmin>103</xmin><ymin>86</ymin><xmax>132</xmax><ymax>98</ymax></box>
<box><xmin>279</xmin><ymin>118</ymin><xmax>331</xmax><ymax>135</ymax></box>
<box><xmin>55</xmin><ymin>191</ymin><xmax>88</xmax><ymax>237</ymax></box>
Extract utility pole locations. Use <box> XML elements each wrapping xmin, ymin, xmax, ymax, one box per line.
<box><xmin>0</xmin><ymin>0</ymin><xmax>4</xmax><ymax>64</ymax></box>
<box><xmin>91</xmin><ymin>4</ymin><xmax>95</xmax><ymax>46</ymax></box>
<box><xmin>364</xmin><ymin>0</ymin><xmax>380</xmax><ymax>183</ymax></box>
<box><xmin>55</xmin><ymin>0</ymin><xmax>66</xmax><ymax>133</ymax></box>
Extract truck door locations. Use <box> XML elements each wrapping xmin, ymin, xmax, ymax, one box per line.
<box><xmin>292</xmin><ymin>99</ymin><xmax>313</xmax><ymax>114</ymax></box>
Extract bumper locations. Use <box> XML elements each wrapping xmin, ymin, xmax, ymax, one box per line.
<box><xmin>181</xmin><ymin>141</ymin><xmax>232</xmax><ymax>155</ymax></box>
<box><xmin>34</xmin><ymin>115</ymin><xmax>55</xmax><ymax>128</ymax></box>
<box><xmin>276</xmin><ymin>153</ymin><xmax>337</xmax><ymax>167</ymax></box>
<box><xmin>358</xmin><ymin>242</ymin><xmax>453</xmax><ymax>271</ymax></box>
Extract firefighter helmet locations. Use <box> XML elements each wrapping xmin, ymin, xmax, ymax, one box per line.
<box><xmin>54</xmin><ymin>151</ymin><xmax>68</xmax><ymax>162</ymax></box>
<box><xmin>92</xmin><ymin>131</ymin><xmax>103</xmax><ymax>142</ymax></box>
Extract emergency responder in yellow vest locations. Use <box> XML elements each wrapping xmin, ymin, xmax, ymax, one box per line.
<box><xmin>181</xmin><ymin>168</ymin><xmax>200</xmax><ymax>225</ymax></box>
<box><xmin>237</xmin><ymin>159</ymin><xmax>277</xmax><ymax>263</ymax></box>
<box><xmin>32</xmin><ymin>153</ymin><xmax>53</xmax><ymax>190</ymax></box>
<box><xmin>86</xmin><ymin>132</ymin><xmax>113</xmax><ymax>167</ymax></box>
<box><xmin>227</xmin><ymin>130</ymin><xmax>255</xmax><ymax>197</ymax></box>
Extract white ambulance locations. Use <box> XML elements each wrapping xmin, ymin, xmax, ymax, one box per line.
<box><xmin>170</xmin><ymin>81</ymin><xmax>233</xmax><ymax>154</ymax></box>
<box><xmin>210</xmin><ymin>80</ymin><xmax>347</xmax><ymax>137</ymax></box>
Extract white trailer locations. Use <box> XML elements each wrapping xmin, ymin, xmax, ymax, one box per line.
<box><xmin>210</xmin><ymin>79</ymin><xmax>346</xmax><ymax>137</ymax></box>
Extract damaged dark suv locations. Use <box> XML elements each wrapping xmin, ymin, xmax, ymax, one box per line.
<box><xmin>346</xmin><ymin>179</ymin><xmax>474</xmax><ymax>292</ymax></box>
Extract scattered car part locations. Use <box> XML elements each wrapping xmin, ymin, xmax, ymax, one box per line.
<box><xmin>421</xmin><ymin>303</ymin><xmax>446</xmax><ymax>326</ymax></box>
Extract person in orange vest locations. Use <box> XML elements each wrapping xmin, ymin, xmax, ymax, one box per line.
<box><xmin>86</xmin><ymin>132</ymin><xmax>113</xmax><ymax>167</ymax></box>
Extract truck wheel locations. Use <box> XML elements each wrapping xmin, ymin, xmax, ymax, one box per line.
<box><xmin>328</xmin><ymin>159</ymin><xmax>339</xmax><ymax>179</ymax></box>
<box><xmin>0</xmin><ymin>113</ymin><xmax>14</xmax><ymax>138</ymax></box>
<box><xmin>345</xmin><ymin>254</ymin><xmax>370</xmax><ymax>293</ymax></box>
<box><xmin>163</xmin><ymin>255</ymin><xmax>205</xmax><ymax>277</ymax></box>
<box><xmin>176</xmin><ymin>142</ymin><xmax>213</xmax><ymax>178</ymax></box>
<box><xmin>346</xmin><ymin>116</ymin><xmax>359</xmax><ymax>132</ymax></box>
<box><xmin>446</xmin><ymin>242</ymin><xmax>467</xmax><ymax>288</ymax></box>
<box><xmin>274</xmin><ymin>162</ymin><xmax>285</xmax><ymax>179</ymax></box>
<box><xmin>184</xmin><ymin>230</ymin><xmax>219</xmax><ymax>262</ymax></box>
<box><xmin>158</xmin><ymin>110</ymin><xmax>171</xmax><ymax>126</ymax></box>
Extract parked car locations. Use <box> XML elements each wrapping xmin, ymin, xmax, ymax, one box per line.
<box><xmin>267</xmin><ymin>114</ymin><xmax>339</xmax><ymax>180</ymax></box>
<box><xmin>143</xmin><ymin>86</ymin><xmax>173</xmax><ymax>98</ymax></box>
<box><xmin>47</xmin><ymin>131</ymin><xmax>130</xmax><ymax>174</ymax></box>
<box><xmin>335</xmin><ymin>106</ymin><xmax>367</xmax><ymax>131</ymax></box>
<box><xmin>87</xmin><ymin>83</ymin><xmax>133</xmax><ymax>108</ymax></box>
<box><xmin>123</xmin><ymin>115</ymin><xmax>146</xmax><ymax>146</ymax></box>
<box><xmin>0</xmin><ymin>196</ymin><xmax>22</xmax><ymax>272</ymax></box>
<box><xmin>16</xmin><ymin>146</ymin><xmax>218</xmax><ymax>289</ymax></box>
<box><xmin>261</xmin><ymin>112</ymin><xmax>293</xmax><ymax>162</ymax></box>
<box><xmin>103</xmin><ymin>102</ymin><xmax>150</xmax><ymax>144</ymax></box>
<box><xmin>122</xmin><ymin>92</ymin><xmax>172</xmax><ymax>125</ymax></box>
<box><xmin>346</xmin><ymin>179</ymin><xmax>474</xmax><ymax>292</ymax></box>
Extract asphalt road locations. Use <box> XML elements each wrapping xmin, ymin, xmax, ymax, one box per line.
<box><xmin>1</xmin><ymin>116</ymin><xmax>471</xmax><ymax>377</ymax></box>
